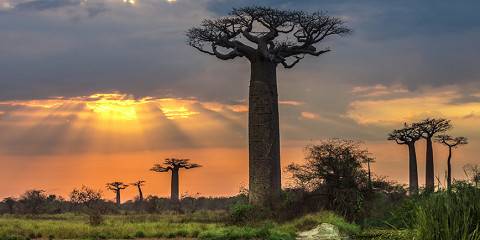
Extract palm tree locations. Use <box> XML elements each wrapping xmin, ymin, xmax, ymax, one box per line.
<box><xmin>150</xmin><ymin>158</ymin><xmax>201</xmax><ymax>202</ymax></box>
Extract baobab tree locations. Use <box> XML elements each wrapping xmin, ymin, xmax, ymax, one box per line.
<box><xmin>435</xmin><ymin>135</ymin><xmax>468</xmax><ymax>189</ymax></box>
<box><xmin>131</xmin><ymin>180</ymin><xmax>146</xmax><ymax>202</ymax></box>
<box><xmin>414</xmin><ymin>118</ymin><xmax>452</xmax><ymax>191</ymax></box>
<box><xmin>106</xmin><ymin>182</ymin><xmax>128</xmax><ymax>207</ymax></box>
<box><xmin>464</xmin><ymin>164</ymin><xmax>480</xmax><ymax>187</ymax></box>
<box><xmin>388</xmin><ymin>124</ymin><xmax>423</xmax><ymax>194</ymax></box>
<box><xmin>150</xmin><ymin>158</ymin><xmax>201</xmax><ymax>202</ymax></box>
<box><xmin>187</xmin><ymin>6</ymin><xmax>350</xmax><ymax>207</ymax></box>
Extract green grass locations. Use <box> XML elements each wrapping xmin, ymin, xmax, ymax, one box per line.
<box><xmin>0</xmin><ymin>211</ymin><xmax>359</xmax><ymax>240</ymax></box>
<box><xmin>416</xmin><ymin>183</ymin><xmax>480</xmax><ymax>240</ymax></box>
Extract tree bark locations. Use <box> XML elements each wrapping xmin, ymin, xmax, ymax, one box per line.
<box><xmin>138</xmin><ymin>186</ymin><xmax>144</xmax><ymax>202</ymax></box>
<box><xmin>171</xmin><ymin>169</ymin><xmax>179</xmax><ymax>202</ymax></box>
<box><xmin>425</xmin><ymin>137</ymin><xmax>435</xmax><ymax>192</ymax></box>
<box><xmin>447</xmin><ymin>147</ymin><xmax>452</xmax><ymax>189</ymax></box>
<box><xmin>407</xmin><ymin>142</ymin><xmax>419</xmax><ymax>194</ymax></box>
<box><xmin>116</xmin><ymin>190</ymin><xmax>121</xmax><ymax>207</ymax></box>
<box><xmin>248</xmin><ymin>58</ymin><xmax>281</xmax><ymax>208</ymax></box>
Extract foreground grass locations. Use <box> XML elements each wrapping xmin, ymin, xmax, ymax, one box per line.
<box><xmin>0</xmin><ymin>212</ymin><xmax>360</xmax><ymax>240</ymax></box>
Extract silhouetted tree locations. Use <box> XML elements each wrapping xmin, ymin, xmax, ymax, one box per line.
<box><xmin>187</xmin><ymin>6</ymin><xmax>350</xmax><ymax>208</ymax></box>
<box><xmin>131</xmin><ymin>180</ymin><xmax>146</xmax><ymax>202</ymax></box>
<box><xmin>70</xmin><ymin>186</ymin><xmax>104</xmax><ymax>225</ymax></box>
<box><xmin>388</xmin><ymin>124</ymin><xmax>423</xmax><ymax>194</ymax></box>
<box><xmin>287</xmin><ymin>139</ymin><xmax>370</xmax><ymax>220</ymax></box>
<box><xmin>414</xmin><ymin>118</ymin><xmax>452</xmax><ymax>191</ymax></box>
<box><xmin>464</xmin><ymin>164</ymin><xmax>480</xmax><ymax>187</ymax></box>
<box><xmin>19</xmin><ymin>189</ymin><xmax>47</xmax><ymax>214</ymax></box>
<box><xmin>436</xmin><ymin>135</ymin><xmax>468</xmax><ymax>189</ymax></box>
<box><xmin>2</xmin><ymin>197</ymin><xmax>16</xmax><ymax>214</ymax></box>
<box><xmin>106</xmin><ymin>182</ymin><xmax>128</xmax><ymax>207</ymax></box>
<box><xmin>150</xmin><ymin>158</ymin><xmax>201</xmax><ymax>202</ymax></box>
<box><xmin>363</xmin><ymin>157</ymin><xmax>375</xmax><ymax>190</ymax></box>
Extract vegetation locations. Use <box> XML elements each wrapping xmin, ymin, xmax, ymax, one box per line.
<box><xmin>0</xmin><ymin>211</ymin><xmax>359</xmax><ymax>240</ymax></box>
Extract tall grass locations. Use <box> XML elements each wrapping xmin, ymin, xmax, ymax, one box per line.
<box><xmin>416</xmin><ymin>182</ymin><xmax>480</xmax><ymax>240</ymax></box>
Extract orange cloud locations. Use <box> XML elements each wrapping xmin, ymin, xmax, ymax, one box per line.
<box><xmin>346</xmin><ymin>89</ymin><xmax>480</xmax><ymax>126</ymax></box>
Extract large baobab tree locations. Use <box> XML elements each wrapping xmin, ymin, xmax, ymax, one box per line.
<box><xmin>106</xmin><ymin>182</ymin><xmax>128</xmax><ymax>207</ymax></box>
<box><xmin>388</xmin><ymin>124</ymin><xmax>423</xmax><ymax>194</ymax></box>
<box><xmin>150</xmin><ymin>158</ymin><xmax>201</xmax><ymax>202</ymax></box>
<box><xmin>187</xmin><ymin>6</ymin><xmax>350</xmax><ymax>207</ymax></box>
<box><xmin>435</xmin><ymin>135</ymin><xmax>468</xmax><ymax>189</ymax></box>
<box><xmin>414</xmin><ymin>118</ymin><xmax>452</xmax><ymax>191</ymax></box>
<box><xmin>131</xmin><ymin>180</ymin><xmax>146</xmax><ymax>202</ymax></box>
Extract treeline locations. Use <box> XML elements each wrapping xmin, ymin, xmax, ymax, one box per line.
<box><xmin>0</xmin><ymin>189</ymin><xmax>244</xmax><ymax>216</ymax></box>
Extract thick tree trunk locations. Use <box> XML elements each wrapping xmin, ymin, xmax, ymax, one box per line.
<box><xmin>447</xmin><ymin>147</ymin><xmax>452</xmax><ymax>189</ymax></box>
<box><xmin>248</xmin><ymin>59</ymin><xmax>281</xmax><ymax>208</ymax></box>
<box><xmin>116</xmin><ymin>190</ymin><xmax>121</xmax><ymax>207</ymax></box>
<box><xmin>425</xmin><ymin>137</ymin><xmax>435</xmax><ymax>191</ymax></box>
<box><xmin>171</xmin><ymin>169</ymin><xmax>179</xmax><ymax>202</ymax></box>
<box><xmin>407</xmin><ymin>142</ymin><xmax>419</xmax><ymax>194</ymax></box>
<box><xmin>138</xmin><ymin>186</ymin><xmax>144</xmax><ymax>202</ymax></box>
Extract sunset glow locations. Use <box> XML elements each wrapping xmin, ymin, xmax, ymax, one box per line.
<box><xmin>1</xmin><ymin>0</ymin><xmax>479</xmax><ymax>203</ymax></box>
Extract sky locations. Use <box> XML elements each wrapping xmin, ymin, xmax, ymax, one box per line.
<box><xmin>0</xmin><ymin>0</ymin><xmax>479</xmax><ymax>201</ymax></box>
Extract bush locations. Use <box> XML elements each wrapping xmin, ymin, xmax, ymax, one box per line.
<box><xmin>229</xmin><ymin>203</ymin><xmax>268</xmax><ymax>224</ymax></box>
<box><xmin>416</xmin><ymin>183</ymin><xmax>480</xmax><ymax>240</ymax></box>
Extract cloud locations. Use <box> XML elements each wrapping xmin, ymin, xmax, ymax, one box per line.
<box><xmin>351</xmin><ymin>84</ymin><xmax>408</xmax><ymax>97</ymax></box>
<box><xmin>14</xmin><ymin>0</ymin><xmax>85</xmax><ymax>11</ymax></box>
<box><xmin>346</xmin><ymin>88</ymin><xmax>480</xmax><ymax>127</ymax></box>
<box><xmin>0</xmin><ymin>92</ymin><xmax>250</xmax><ymax>155</ymax></box>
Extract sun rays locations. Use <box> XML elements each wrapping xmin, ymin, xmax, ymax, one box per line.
<box><xmin>0</xmin><ymin>92</ymin><xmax>247</xmax><ymax>155</ymax></box>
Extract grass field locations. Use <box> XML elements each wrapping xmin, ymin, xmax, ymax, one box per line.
<box><xmin>0</xmin><ymin>211</ymin><xmax>361</xmax><ymax>240</ymax></box>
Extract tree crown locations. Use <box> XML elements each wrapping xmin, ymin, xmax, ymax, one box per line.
<box><xmin>414</xmin><ymin>118</ymin><xmax>452</xmax><ymax>138</ymax></box>
<box><xmin>435</xmin><ymin>134</ymin><xmax>468</xmax><ymax>148</ymax></box>
<box><xmin>388</xmin><ymin>123</ymin><xmax>423</xmax><ymax>144</ymax></box>
<box><xmin>150</xmin><ymin>158</ymin><xmax>201</xmax><ymax>172</ymax></box>
<box><xmin>187</xmin><ymin>6</ymin><xmax>350</xmax><ymax>68</ymax></box>
<box><xmin>106</xmin><ymin>182</ymin><xmax>128</xmax><ymax>192</ymax></box>
<box><xmin>287</xmin><ymin>139</ymin><xmax>370</xmax><ymax>191</ymax></box>
<box><xmin>130</xmin><ymin>180</ymin><xmax>146</xmax><ymax>187</ymax></box>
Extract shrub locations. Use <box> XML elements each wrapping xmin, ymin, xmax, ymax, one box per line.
<box><xmin>229</xmin><ymin>203</ymin><xmax>268</xmax><ymax>224</ymax></box>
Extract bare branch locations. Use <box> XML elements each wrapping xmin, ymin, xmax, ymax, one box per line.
<box><xmin>187</xmin><ymin>6</ymin><xmax>350</xmax><ymax>68</ymax></box>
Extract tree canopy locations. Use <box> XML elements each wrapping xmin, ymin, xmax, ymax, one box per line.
<box><xmin>187</xmin><ymin>6</ymin><xmax>350</xmax><ymax>68</ymax></box>
<box><xmin>150</xmin><ymin>158</ymin><xmax>201</xmax><ymax>172</ymax></box>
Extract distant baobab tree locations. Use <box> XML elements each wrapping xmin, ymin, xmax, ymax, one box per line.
<box><xmin>464</xmin><ymin>164</ymin><xmax>480</xmax><ymax>187</ymax></box>
<box><xmin>106</xmin><ymin>182</ymin><xmax>128</xmax><ymax>207</ymax></box>
<box><xmin>388</xmin><ymin>124</ymin><xmax>423</xmax><ymax>194</ymax></box>
<box><xmin>435</xmin><ymin>135</ymin><xmax>468</xmax><ymax>189</ymax></box>
<box><xmin>414</xmin><ymin>118</ymin><xmax>452</xmax><ymax>191</ymax></box>
<box><xmin>187</xmin><ymin>6</ymin><xmax>350</xmax><ymax>208</ymax></box>
<box><xmin>131</xmin><ymin>180</ymin><xmax>146</xmax><ymax>202</ymax></box>
<box><xmin>150</xmin><ymin>158</ymin><xmax>201</xmax><ymax>202</ymax></box>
